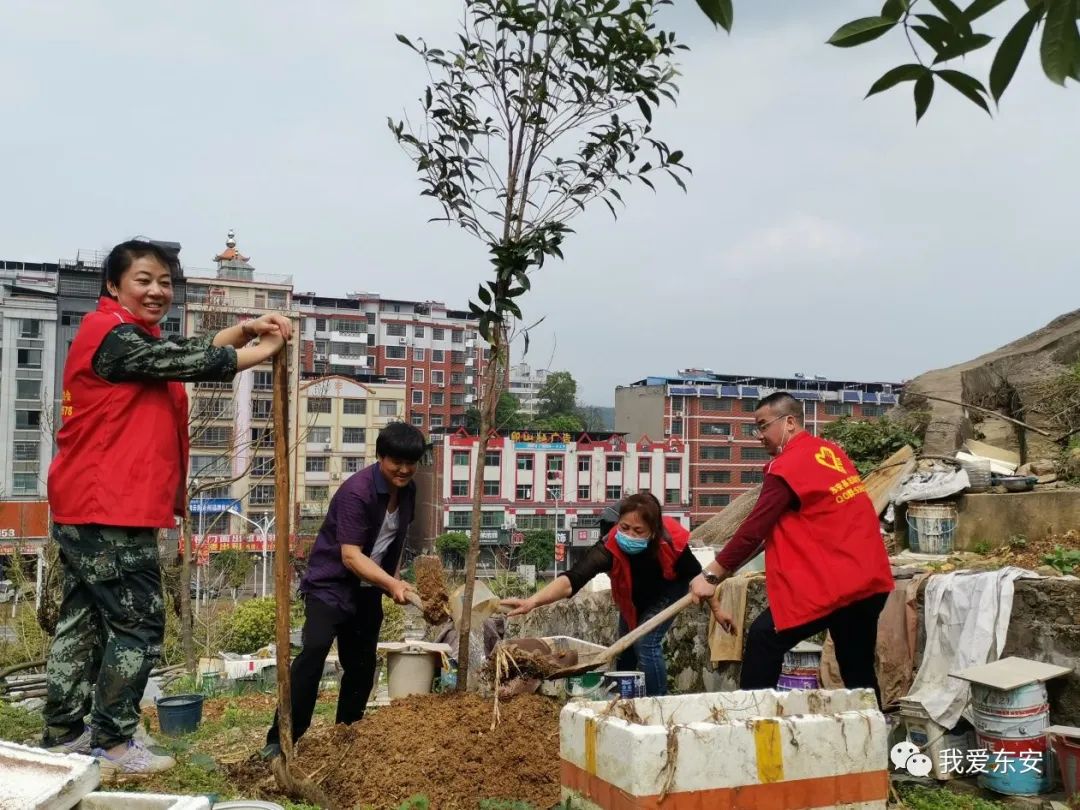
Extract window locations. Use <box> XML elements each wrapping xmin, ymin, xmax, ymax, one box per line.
<box><xmin>862</xmin><ymin>405</ymin><xmax>885</xmax><ymax>418</ymax></box>
<box><xmin>253</xmin><ymin>371</ymin><xmax>272</xmax><ymax>391</ymax></box>
<box><xmin>251</xmin><ymin>399</ymin><xmax>272</xmax><ymax>420</ymax></box>
<box><xmin>701</xmin><ymin>397</ymin><xmax>732</xmax><ymax>412</ymax></box>
<box><xmin>17</xmin><ymin>349</ymin><xmax>42</xmax><ymax>369</ymax></box>
<box><xmin>451</xmin><ymin>372</ymin><xmax>465</xmax><ymax>385</ymax></box>
<box><xmin>411</xmin><ymin>415</ymin><xmax>424</xmax><ymax>427</ymax></box>
<box><xmin>433</xmin><ymin>328</ymin><xmax>446</xmax><ymax>341</ymax></box>
<box><xmin>577</xmin><ymin>457</ymin><xmax>591</xmax><ymax>473</ymax></box>
<box><xmin>379</xmin><ymin>400</ymin><xmax>398</xmax><ymax>417</ymax></box>
<box><xmin>343</xmin><ymin>427</ymin><xmax>365</xmax><ymax>444</ymax></box>
<box><xmin>606</xmin><ymin>457</ymin><xmax>622</xmax><ymax>473</ymax></box>
<box><xmin>485</xmin><ymin>452</ymin><xmax>500</xmax><ymax>467</ymax></box>
<box><xmin>515</xmin><ymin>514</ymin><xmax>556</xmax><ymax>531</ymax></box>
<box><xmin>452</xmin><ymin>451</ymin><xmax>470</xmax><ymax>467</ymax></box>
<box><xmin>413</xmin><ymin>348</ymin><xmax>426</xmax><ymax>362</ymax></box>
<box><xmin>386</xmin><ymin>323</ymin><xmax>406</xmax><ymax>337</ymax></box>
<box><xmin>452</xmin><ymin>480</ymin><xmax>469</xmax><ymax>497</ymax></box>
<box><xmin>451</xmin><ymin>352</ymin><xmax>465</xmax><ymax>364</ymax></box>
<box><xmin>412</xmin><ymin>390</ymin><xmax>424</xmax><ymax>405</ymax></box>
<box><xmin>13</xmin><ymin>474</ymin><xmax>37</xmax><ymax>494</ymax></box>
<box><xmin>700</xmin><ymin>470</ymin><xmax>731</xmax><ymax>484</ymax></box>
<box><xmin>343</xmin><ymin>399</ymin><xmax>366</xmax><ymax>415</ymax></box>
<box><xmin>250</xmin><ymin>485</ymin><xmax>275</xmax><ymax>505</ymax></box>
<box><xmin>700</xmin><ymin>494</ymin><xmax>731</xmax><ymax>507</ymax></box>
<box><xmin>447</xmin><ymin>511</ymin><xmax>471</xmax><ymax>529</ymax></box>
<box><xmin>515</xmin><ymin>484</ymin><xmax>533</xmax><ymax>500</ymax></box>
<box><xmin>432</xmin><ymin>350</ymin><xmax>445</xmax><ymax>363</ymax></box>
<box><xmin>665</xmin><ymin>488</ymin><xmax>680</xmax><ymax>505</ymax></box>
<box><xmin>315</xmin><ymin>318</ymin><xmax>328</xmax><ymax>332</ymax></box>
<box><xmin>15</xmin><ymin>410</ymin><xmax>41</xmax><ymax>430</ymax></box>
<box><xmin>605</xmin><ymin>485</ymin><xmax>623</xmax><ymax>501</ymax></box>
<box><xmin>741</xmin><ymin>470</ymin><xmax>765</xmax><ymax>484</ymax></box>
<box><xmin>670</xmin><ymin>419</ymin><xmax>683</xmax><ymax>435</ymax></box>
<box><xmin>701</xmin><ymin>422</ymin><xmax>731</xmax><ymax>436</ymax></box>
<box><xmin>825</xmin><ymin>402</ymin><xmax>853</xmax><ymax>417</ymax></box>
<box><xmin>430</xmin><ymin>415</ymin><xmax>444</xmax><ymax>428</ymax></box>
<box><xmin>741</xmin><ymin>399</ymin><xmax>758</xmax><ymax>413</ymax></box>
<box><xmin>20</xmin><ymin>320</ymin><xmax>41</xmax><ymax>338</ymax></box>
<box><xmin>308</xmin><ymin>426</ymin><xmax>331</xmax><ymax>444</ymax></box>
<box><xmin>577</xmin><ymin>485</ymin><xmax>591</xmax><ymax>501</ymax></box>
<box><xmin>432</xmin><ymin>370</ymin><xmax>445</xmax><ymax>385</ymax></box>
<box><xmin>306</xmin><ymin>486</ymin><xmax>329</xmax><ymax>503</ymax></box>
<box><xmin>194</xmin><ymin>427</ymin><xmax>232</xmax><ymax>447</ymax></box>
<box><xmin>366</xmin><ymin>312</ymin><xmax>377</xmax><ymax>325</ymax></box>
<box><xmin>517</xmin><ymin>454</ymin><xmax>534</xmax><ymax>471</ymax></box>
<box><xmin>546</xmin><ymin>485</ymin><xmax>563</xmax><ymax>501</ymax></box>
<box><xmin>414</xmin><ymin>325</ymin><xmax>425</xmax><ymax>338</ymax></box>
<box><xmin>431</xmin><ymin>392</ymin><xmax>445</xmax><ymax>406</ymax></box>
<box><xmin>742</xmin><ymin>447</ymin><xmax>770</xmax><ymax>461</ymax></box>
<box><xmin>386</xmin><ymin>346</ymin><xmax>406</xmax><ymax>360</ymax></box>
<box><xmin>451</xmin><ymin>393</ymin><xmax>465</xmax><ymax>406</ymax></box>
<box><xmin>307</xmin><ymin>398</ymin><xmax>331</xmax><ymax>414</ymax></box>
<box><xmin>251</xmin><ymin>427</ymin><xmax>274</xmax><ymax>446</ymax></box>
<box><xmin>547</xmin><ymin>455</ymin><xmax>564</xmax><ymax>472</ymax></box>
<box><xmin>61</xmin><ymin>311</ymin><xmax>83</xmax><ymax>327</ymax></box>
<box><xmin>15</xmin><ymin>380</ymin><xmax>40</xmax><ymax>401</ymax></box>
<box><xmin>251</xmin><ymin>456</ymin><xmax>274</xmax><ymax>476</ymax></box>
<box><xmin>740</xmin><ymin>423</ymin><xmax>757</xmax><ymax>437</ymax></box>
<box><xmin>161</xmin><ymin>317</ymin><xmax>181</xmax><ymax>335</ymax></box>
<box><xmin>201</xmin><ymin>485</ymin><xmax>232</xmax><ymax>500</ymax></box>
<box><xmin>671</xmin><ymin>396</ymin><xmax>685</xmax><ymax>414</ymax></box>
<box><xmin>701</xmin><ymin>446</ymin><xmax>731</xmax><ymax>460</ymax></box>
<box><xmin>665</xmin><ymin>458</ymin><xmax>681</xmax><ymax>474</ymax></box>
<box><xmin>482</xmin><ymin>510</ymin><xmax>505</xmax><ymax>528</ymax></box>
<box><xmin>343</xmin><ymin>456</ymin><xmax>364</xmax><ymax>472</ymax></box>
<box><xmin>638</xmin><ymin>457</ymin><xmax>651</xmax><ymax>474</ymax></box>
<box><xmin>412</xmin><ymin>370</ymin><xmax>426</xmax><ymax>387</ymax></box>
<box><xmin>450</xmin><ymin>414</ymin><xmax>465</xmax><ymax>427</ymax></box>
<box><xmin>13</xmin><ymin>442</ymin><xmax>38</xmax><ymax>461</ymax></box>
<box><xmin>483</xmin><ymin>480</ymin><xmax>500</xmax><ymax>496</ymax></box>
<box><xmin>306</xmin><ymin>457</ymin><xmax>328</xmax><ymax>472</ymax></box>
<box><xmin>195</xmin><ymin>398</ymin><xmax>230</xmax><ymax>420</ymax></box>
<box><xmin>452</xmin><ymin>331</ymin><xmax>464</xmax><ymax>344</ymax></box>
<box><xmin>385</xmin><ymin>367</ymin><xmax>406</xmax><ymax>382</ymax></box>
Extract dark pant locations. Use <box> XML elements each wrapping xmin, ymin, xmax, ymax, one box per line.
<box><xmin>740</xmin><ymin>592</ymin><xmax>889</xmax><ymax>705</ymax></box>
<box><xmin>615</xmin><ymin>594</ymin><xmax>678</xmax><ymax>697</ymax></box>
<box><xmin>43</xmin><ymin>524</ymin><xmax>165</xmax><ymax>749</ymax></box>
<box><xmin>267</xmin><ymin>590</ymin><xmax>383</xmax><ymax>746</ymax></box>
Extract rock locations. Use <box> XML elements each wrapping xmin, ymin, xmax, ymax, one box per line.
<box><xmin>1019</xmin><ymin>459</ymin><xmax>1058</xmax><ymax>477</ymax></box>
<box><xmin>1035</xmin><ymin>565</ymin><xmax>1063</xmax><ymax>577</ymax></box>
<box><xmin>15</xmin><ymin>697</ymin><xmax>44</xmax><ymax>712</ymax></box>
<box><xmin>1066</xmin><ymin>447</ymin><xmax>1080</xmax><ymax>480</ymax></box>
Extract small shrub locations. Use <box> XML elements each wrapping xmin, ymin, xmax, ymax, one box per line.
<box><xmin>821</xmin><ymin>416</ymin><xmax>922</xmax><ymax>476</ymax></box>
<box><xmin>973</xmin><ymin>541</ymin><xmax>991</xmax><ymax>555</ymax></box>
<box><xmin>222</xmin><ymin>598</ymin><xmax>278</xmax><ymax>654</ymax></box>
<box><xmin>381</xmin><ymin>596</ymin><xmax>406</xmax><ymax>642</ymax></box>
<box><xmin>488</xmin><ymin>573</ymin><xmax>532</xmax><ymax>600</ymax></box>
<box><xmin>1043</xmin><ymin>546</ymin><xmax>1080</xmax><ymax>576</ymax></box>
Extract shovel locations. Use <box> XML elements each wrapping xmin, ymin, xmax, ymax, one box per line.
<box><xmin>544</xmin><ymin>592</ymin><xmax>697</xmax><ymax>680</ymax></box>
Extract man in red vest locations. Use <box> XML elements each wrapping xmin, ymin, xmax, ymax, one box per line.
<box><xmin>690</xmin><ymin>392</ymin><xmax>894</xmax><ymax>703</ymax></box>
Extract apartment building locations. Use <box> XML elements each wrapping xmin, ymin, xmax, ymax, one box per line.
<box><xmin>508</xmin><ymin>362</ymin><xmax>550</xmax><ymax>417</ymax></box>
<box><xmin>616</xmin><ymin>370</ymin><xmax>900</xmax><ymax>527</ymax></box>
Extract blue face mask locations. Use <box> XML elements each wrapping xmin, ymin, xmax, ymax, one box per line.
<box><xmin>615</xmin><ymin>530</ymin><xmax>649</xmax><ymax>555</ymax></box>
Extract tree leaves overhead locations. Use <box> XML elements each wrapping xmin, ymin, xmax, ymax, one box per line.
<box><xmin>695</xmin><ymin>0</ymin><xmax>734</xmax><ymax>32</ymax></box>
<box><xmin>827</xmin><ymin>16</ymin><xmax>898</xmax><ymax>47</ymax></box>
<box><xmin>1042</xmin><ymin>0</ymin><xmax>1080</xmax><ymax>85</ymax></box>
<box><xmin>914</xmin><ymin>72</ymin><xmax>936</xmax><ymax>122</ymax></box>
<box><xmin>990</xmin><ymin>6</ymin><xmax>1042</xmax><ymax>101</ymax></box>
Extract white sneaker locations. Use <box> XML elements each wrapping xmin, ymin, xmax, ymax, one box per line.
<box><xmin>45</xmin><ymin>726</ymin><xmax>93</xmax><ymax>755</ymax></box>
<box><xmin>93</xmin><ymin>739</ymin><xmax>176</xmax><ymax>775</ymax></box>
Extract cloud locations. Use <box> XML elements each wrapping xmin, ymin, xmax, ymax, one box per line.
<box><xmin>718</xmin><ymin>213</ymin><xmax>869</xmax><ymax>277</ymax></box>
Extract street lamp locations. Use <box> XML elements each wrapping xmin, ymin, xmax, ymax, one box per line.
<box><xmin>228</xmin><ymin>509</ymin><xmax>275</xmax><ymax>598</ymax></box>
<box><xmin>546</xmin><ymin>484</ymin><xmax>563</xmax><ymax>577</ymax></box>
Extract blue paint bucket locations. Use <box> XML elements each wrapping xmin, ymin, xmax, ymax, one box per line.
<box><xmin>156</xmin><ymin>694</ymin><xmax>204</xmax><ymax>736</ymax></box>
<box><xmin>603</xmin><ymin>671</ymin><xmax>646</xmax><ymax>699</ymax></box>
<box><xmin>972</xmin><ymin>683</ymin><xmax>1050</xmax><ymax>739</ymax></box>
<box><xmin>976</xmin><ymin>731</ymin><xmax>1051</xmax><ymax>796</ymax></box>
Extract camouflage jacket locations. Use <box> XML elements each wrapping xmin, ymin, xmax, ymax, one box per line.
<box><xmin>92</xmin><ymin>325</ymin><xmax>238</xmax><ymax>384</ymax></box>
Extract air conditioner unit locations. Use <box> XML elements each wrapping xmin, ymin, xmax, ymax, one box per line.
<box><xmin>323</xmin><ymin>443</ymin><xmax>333</xmax><ymax>451</ymax></box>
<box><xmin>398</xmin><ymin>338</ymin><xmax>407</xmax><ymax>344</ymax></box>
<box><xmin>331</xmin><ymin>472</ymin><xmax>341</xmax><ymax>480</ymax></box>
<box><xmin>464</xmin><ymin>394</ymin><xmax>475</xmax><ymax>404</ymax></box>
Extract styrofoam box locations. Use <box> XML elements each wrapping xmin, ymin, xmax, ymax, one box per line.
<box><xmin>77</xmin><ymin>792</ymin><xmax>211</xmax><ymax>809</ymax></box>
<box><xmin>0</xmin><ymin>741</ymin><xmax>100</xmax><ymax>810</ymax></box>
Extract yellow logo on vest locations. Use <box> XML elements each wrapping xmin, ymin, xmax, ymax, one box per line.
<box><xmin>814</xmin><ymin>446</ymin><xmax>846</xmax><ymax>474</ymax></box>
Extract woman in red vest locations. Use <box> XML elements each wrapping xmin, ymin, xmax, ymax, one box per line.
<box><xmin>43</xmin><ymin>240</ymin><xmax>291</xmax><ymax>774</ymax></box>
<box><xmin>501</xmin><ymin>493</ymin><xmax>701</xmax><ymax>695</ymax></box>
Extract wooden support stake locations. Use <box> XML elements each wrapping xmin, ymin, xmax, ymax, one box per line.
<box><xmin>272</xmin><ymin>349</ymin><xmax>295</xmax><ymax>762</ymax></box>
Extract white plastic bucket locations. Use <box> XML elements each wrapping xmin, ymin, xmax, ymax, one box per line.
<box><xmin>906</xmin><ymin>503</ymin><xmax>957</xmax><ymax>555</ymax></box>
<box><xmin>386</xmin><ymin>649</ymin><xmax>438</xmax><ymax>698</ymax></box>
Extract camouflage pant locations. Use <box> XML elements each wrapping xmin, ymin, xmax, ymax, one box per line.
<box><xmin>43</xmin><ymin>523</ymin><xmax>165</xmax><ymax>749</ymax></box>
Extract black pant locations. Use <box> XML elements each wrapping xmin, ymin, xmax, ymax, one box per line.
<box><xmin>740</xmin><ymin>592</ymin><xmax>888</xmax><ymax>705</ymax></box>
<box><xmin>266</xmin><ymin>590</ymin><xmax>383</xmax><ymax>746</ymax></box>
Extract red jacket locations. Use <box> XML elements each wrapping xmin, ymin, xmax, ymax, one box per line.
<box><xmin>605</xmin><ymin>516</ymin><xmax>690</xmax><ymax>629</ymax></box>
<box><xmin>763</xmin><ymin>432</ymin><xmax>893</xmax><ymax>630</ymax></box>
<box><xmin>48</xmin><ymin>297</ymin><xmax>190</xmax><ymax>528</ymax></box>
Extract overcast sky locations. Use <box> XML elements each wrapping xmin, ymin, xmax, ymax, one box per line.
<box><xmin>1</xmin><ymin>1</ymin><xmax>1076</xmax><ymax>404</ymax></box>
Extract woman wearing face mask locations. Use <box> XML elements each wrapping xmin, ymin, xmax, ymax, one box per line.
<box><xmin>42</xmin><ymin>239</ymin><xmax>291</xmax><ymax>774</ymax></box>
<box><xmin>500</xmin><ymin>493</ymin><xmax>700</xmax><ymax>696</ymax></box>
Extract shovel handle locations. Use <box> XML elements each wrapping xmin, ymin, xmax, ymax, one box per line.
<box><xmin>604</xmin><ymin>592</ymin><xmax>695</xmax><ymax>662</ymax></box>
<box><xmin>405</xmin><ymin>592</ymin><xmax>424</xmax><ymax>610</ymax></box>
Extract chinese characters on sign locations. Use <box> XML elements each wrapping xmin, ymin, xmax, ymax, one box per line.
<box><xmin>891</xmin><ymin>741</ymin><xmax>1044</xmax><ymax>778</ymax></box>
<box><xmin>510</xmin><ymin>430</ymin><xmax>573</xmax><ymax>450</ymax></box>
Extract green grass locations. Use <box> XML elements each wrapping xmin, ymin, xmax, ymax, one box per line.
<box><xmin>896</xmin><ymin>784</ymin><xmax>1007</xmax><ymax>809</ymax></box>
<box><xmin>0</xmin><ymin>702</ymin><xmax>43</xmax><ymax>744</ymax></box>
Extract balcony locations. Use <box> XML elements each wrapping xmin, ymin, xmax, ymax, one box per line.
<box><xmin>330</xmin><ymin>330</ymin><xmax>367</xmax><ymax>343</ymax></box>
<box><xmin>304</xmin><ymin>470</ymin><xmax>330</xmax><ymax>484</ymax></box>
<box><xmin>330</xmin><ymin>353</ymin><xmax>369</xmax><ymax>366</ymax></box>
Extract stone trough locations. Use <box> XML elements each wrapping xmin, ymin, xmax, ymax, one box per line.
<box><xmin>560</xmin><ymin>688</ymin><xmax>888</xmax><ymax>810</ymax></box>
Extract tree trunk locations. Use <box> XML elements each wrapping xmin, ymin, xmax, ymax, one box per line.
<box><xmin>180</xmin><ymin>517</ymin><xmax>195</xmax><ymax>672</ymax></box>
<box><xmin>272</xmin><ymin>349</ymin><xmax>295</xmax><ymax>761</ymax></box>
<box><xmin>455</xmin><ymin>329</ymin><xmax>502</xmax><ymax>691</ymax></box>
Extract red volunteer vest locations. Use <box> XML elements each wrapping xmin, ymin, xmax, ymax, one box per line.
<box><xmin>48</xmin><ymin>297</ymin><xmax>190</xmax><ymax>529</ymax></box>
<box><xmin>763</xmin><ymin>432</ymin><xmax>893</xmax><ymax>630</ymax></box>
<box><xmin>605</xmin><ymin>516</ymin><xmax>690</xmax><ymax>629</ymax></box>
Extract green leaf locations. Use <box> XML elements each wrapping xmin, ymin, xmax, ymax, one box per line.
<box><xmin>477</xmin><ymin>284</ymin><xmax>492</xmax><ymax>306</ymax></box>
<box><xmin>914</xmin><ymin>73</ymin><xmax>936</xmax><ymax>122</ymax></box>
<box><xmin>882</xmin><ymin>0</ymin><xmax>910</xmax><ymax>22</ymax></box>
<box><xmin>865</xmin><ymin>63</ymin><xmax>929</xmax><ymax>97</ymax></box>
<box><xmin>936</xmin><ymin>69</ymin><xmax>993</xmax><ymax>114</ymax></box>
<box><xmin>636</xmin><ymin>96</ymin><xmax>652</xmax><ymax>123</ymax></box>
<box><xmin>964</xmin><ymin>0</ymin><xmax>1008</xmax><ymax>21</ymax></box>
<box><xmin>395</xmin><ymin>33</ymin><xmax>416</xmax><ymax>51</ymax></box>
<box><xmin>990</xmin><ymin>6</ymin><xmax>1042</xmax><ymax>101</ymax></box>
<box><xmin>933</xmin><ymin>33</ymin><xmax>994</xmax><ymax>62</ymax></box>
<box><xmin>827</xmin><ymin>16</ymin><xmax>899</xmax><ymax>47</ymax></box>
<box><xmin>1041</xmin><ymin>0</ymin><xmax>1079</xmax><ymax>85</ymax></box>
<box><xmin>668</xmin><ymin>150</ymin><xmax>684</xmax><ymax>164</ymax></box>
<box><xmin>929</xmin><ymin>0</ymin><xmax>973</xmax><ymax>33</ymax></box>
<box><xmin>695</xmin><ymin>0</ymin><xmax>734</xmax><ymax>32</ymax></box>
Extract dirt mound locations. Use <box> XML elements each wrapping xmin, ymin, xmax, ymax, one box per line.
<box><xmin>233</xmin><ymin>692</ymin><xmax>562</xmax><ymax>809</ymax></box>
<box><xmin>414</xmin><ymin>555</ymin><xmax>451</xmax><ymax>625</ymax></box>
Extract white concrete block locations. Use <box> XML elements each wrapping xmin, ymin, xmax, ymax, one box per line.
<box><xmin>0</xmin><ymin>740</ymin><xmax>100</xmax><ymax>810</ymax></box>
<box><xmin>77</xmin><ymin>792</ymin><xmax>211</xmax><ymax>810</ymax></box>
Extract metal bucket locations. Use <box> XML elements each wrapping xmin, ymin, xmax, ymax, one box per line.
<box><xmin>976</xmin><ymin>731</ymin><xmax>1051</xmax><ymax>796</ymax></box>
<box><xmin>783</xmin><ymin>650</ymin><xmax>822</xmax><ymax>672</ymax></box>
<box><xmin>971</xmin><ymin>683</ymin><xmax>1049</xmax><ymax>738</ymax></box>
<box><xmin>603</xmin><ymin>671</ymin><xmax>646</xmax><ymax>699</ymax></box>
<box><xmin>906</xmin><ymin>503</ymin><xmax>957</xmax><ymax>555</ymax></box>
<box><xmin>777</xmin><ymin>671</ymin><xmax>819</xmax><ymax>691</ymax></box>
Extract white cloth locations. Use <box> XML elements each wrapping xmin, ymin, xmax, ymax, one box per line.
<box><xmin>904</xmin><ymin>566</ymin><xmax>1036</xmax><ymax>728</ymax></box>
<box><xmin>359</xmin><ymin>509</ymin><xmax>399</xmax><ymax>588</ymax></box>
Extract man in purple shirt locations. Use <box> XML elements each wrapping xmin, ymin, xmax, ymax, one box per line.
<box><xmin>264</xmin><ymin>421</ymin><xmax>425</xmax><ymax>755</ymax></box>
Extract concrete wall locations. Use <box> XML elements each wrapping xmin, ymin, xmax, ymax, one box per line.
<box><xmin>953</xmin><ymin>490</ymin><xmax>1080</xmax><ymax>549</ymax></box>
<box><xmin>515</xmin><ymin>576</ymin><xmax>1080</xmax><ymax>723</ymax></box>
<box><xmin>614</xmin><ymin>385</ymin><xmax>665</xmax><ymax>442</ymax></box>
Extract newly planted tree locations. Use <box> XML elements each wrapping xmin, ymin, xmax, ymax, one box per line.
<box><xmin>391</xmin><ymin>0</ymin><xmax>689</xmax><ymax>688</ymax></box>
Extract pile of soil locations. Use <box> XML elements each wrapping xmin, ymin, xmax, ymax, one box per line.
<box><xmin>991</xmin><ymin>529</ymin><xmax>1080</xmax><ymax>572</ymax></box>
<box><xmin>414</xmin><ymin>555</ymin><xmax>451</xmax><ymax>625</ymax></box>
<box><xmin>231</xmin><ymin>692</ymin><xmax>561</xmax><ymax>809</ymax></box>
